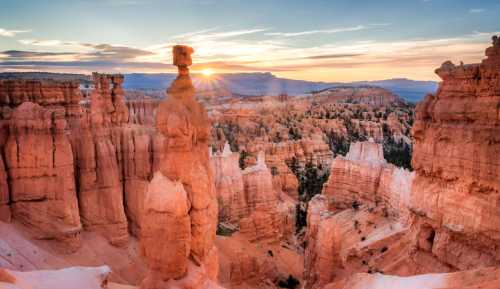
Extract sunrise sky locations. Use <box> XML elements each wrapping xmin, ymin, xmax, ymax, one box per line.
<box><xmin>0</xmin><ymin>0</ymin><xmax>499</xmax><ymax>81</ymax></box>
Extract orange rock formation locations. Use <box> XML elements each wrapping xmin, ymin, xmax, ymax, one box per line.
<box><xmin>0</xmin><ymin>75</ymin><xmax>158</xmax><ymax>249</ymax></box>
<box><xmin>139</xmin><ymin>45</ymin><xmax>221</xmax><ymax>289</ymax></box>
<box><xmin>211</xmin><ymin>146</ymin><xmax>296</xmax><ymax>244</ymax></box>
<box><xmin>304</xmin><ymin>37</ymin><xmax>500</xmax><ymax>289</ymax></box>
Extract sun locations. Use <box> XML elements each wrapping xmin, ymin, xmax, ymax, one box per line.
<box><xmin>201</xmin><ymin>68</ymin><xmax>214</xmax><ymax>77</ymax></box>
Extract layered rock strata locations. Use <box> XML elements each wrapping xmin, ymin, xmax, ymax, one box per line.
<box><xmin>305</xmin><ymin>141</ymin><xmax>417</xmax><ymax>289</ymax></box>
<box><xmin>210</xmin><ymin>143</ymin><xmax>245</xmax><ymax>223</ymax></box>
<box><xmin>304</xmin><ymin>38</ymin><xmax>500</xmax><ymax>289</ymax></box>
<box><xmin>4</xmin><ymin>102</ymin><xmax>81</xmax><ymax>248</ymax></box>
<box><xmin>126</xmin><ymin>99</ymin><xmax>159</xmax><ymax>126</ymax></box>
<box><xmin>65</xmin><ymin>73</ymin><xmax>130</xmax><ymax>247</ymax></box>
<box><xmin>322</xmin><ymin>140</ymin><xmax>413</xmax><ymax>218</ymax></box>
<box><xmin>0</xmin><ymin>74</ymin><xmax>157</xmax><ymax>249</ymax></box>
<box><xmin>211</xmin><ymin>147</ymin><xmax>296</xmax><ymax>244</ymax></box>
<box><xmin>410</xmin><ymin>36</ymin><xmax>500</xmax><ymax>270</ymax></box>
<box><xmin>239</xmin><ymin>152</ymin><xmax>296</xmax><ymax>243</ymax></box>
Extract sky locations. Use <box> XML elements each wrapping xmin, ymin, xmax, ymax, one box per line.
<box><xmin>0</xmin><ymin>0</ymin><xmax>499</xmax><ymax>82</ymax></box>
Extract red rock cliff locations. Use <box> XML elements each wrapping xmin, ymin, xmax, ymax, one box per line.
<box><xmin>410</xmin><ymin>36</ymin><xmax>500</xmax><ymax>269</ymax></box>
<box><xmin>0</xmin><ymin>74</ymin><xmax>160</xmax><ymax>250</ymax></box>
<box><xmin>304</xmin><ymin>37</ymin><xmax>500</xmax><ymax>289</ymax></box>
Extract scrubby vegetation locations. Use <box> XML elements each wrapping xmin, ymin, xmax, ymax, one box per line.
<box><xmin>288</xmin><ymin>159</ymin><xmax>329</xmax><ymax>232</ymax></box>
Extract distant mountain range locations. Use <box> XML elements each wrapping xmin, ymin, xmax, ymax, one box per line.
<box><xmin>123</xmin><ymin>73</ymin><xmax>438</xmax><ymax>103</ymax></box>
<box><xmin>0</xmin><ymin>72</ymin><xmax>438</xmax><ymax>103</ymax></box>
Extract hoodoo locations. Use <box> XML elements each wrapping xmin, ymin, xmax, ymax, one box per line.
<box><xmin>139</xmin><ymin>45</ymin><xmax>221</xmax><ymax>289</ymax></box>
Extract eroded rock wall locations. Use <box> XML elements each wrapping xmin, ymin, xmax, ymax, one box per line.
<box><xmin>410</xmin><ymin>37</ymin><xmax>500</xmax><ymax>270</ymax></box>
<box><xmin>0</xmin><ymin>74</ymin><xmax>160</xmax><ymax>250</ymax></box>
<box><xmin>67</xmin><ymin>73</ymin><xmax>130</xmax><ymax>247</ymax></box>
<box><xmin>211</xmin><ymin>148</ymin><xmax>296</xmax><ymax>244</ymax></box>
<box><xmin>322</xmin><ymin>140</ymin><xmax>413</xmax><ymax>218</ymax></box>
<box><xmin>305</xmin><ymin>141</ymin><xmax>416</xmax><ymax>289</ymax></box>
<box><xmin>305</xmin><ymin>38</ymin><xmax>500</xmax><ymax>289</ymax></box>
<box><xmin>4</xmin><ymin>102</ymin><xmax>81</xmax><ymax>249</ymax></box>
<box><xmin>126</xmin><ymin>99</ymin><xmax>159</xmax><ymax>126</ymax></box>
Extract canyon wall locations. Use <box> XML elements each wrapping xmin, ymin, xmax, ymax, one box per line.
<box><xmin>409</xmin><ymin>36</ymin><xmax>500</xmax><ymax>270</ymax></box>
<box><xmin>305</xmin><ymin>141</ymin><xmax>417</xmax><ymax>289</ymax></box>
<box><xmin>126</xmin><ymin>99</ymin><xmax>158</xmax><ymax>126</ymax></box>
<box><xmin>0</xmin><ymin>74</ymin><xmax>159</xmax><ymax>250</ymax></box>
<box><xmin>211</xmin><ymin>145</ymin><xmax>296</xmax><ymax>244</ymax></box>
<box><xmin>304</xmin><ymin>37</ymin><xmax>500</xmax><ymax>289</ymax></box>
<box><xmin>322</xmin><ymin>140</ymin><xmax>413</xmax><ymax>218</ymax></box>
<box><xmin>5</xmin><ymin>102</ymin><xmax>82</xmax><ymax>249</ymax></box>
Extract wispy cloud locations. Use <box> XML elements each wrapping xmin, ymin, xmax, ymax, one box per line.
<box><xmin>5</xmin><ymin>41</ymin><xmax>156</xmax><ymax>65</ymax></box>
<box><xmin>0</xmin><ymin>28</ymin><xmax>31</xmax><ymax>37</ymax></box>
<box><xmin>300</xmin><ymin>53</ymin><xmax>364</xmax><ymax>60</ymax></box>
<box><xmin>0</xmin><ymin>50</ymin><xmax>75</xmax><ymax>59</ymax></box>
<box><xmin>79</xmin><ymin>43</ymin><xmax>155</xmax><ymax>60</ymax></box>
<box><xmin>368</xmin><ymin>23</ymin><xmax>392</xmax><ymax>27</ymax></box>
<box><xmin>19</xmin><ymin>39</ymin><xmax>70</xmax><ymax>46</ymax></box>
<box><xmin>173</xmin><ymin>28</ymin><xmax>269</xmax><ymax>41</ymax></box>
<box><xmin>3</xmin><ymin>27</ymin><xmax>498</xmax><ymax>81</ymax></box>
<box><xmin>266</xmin><ymin>25</ymin><xmax>366</xmax><ymax>37</ymax></box>
<box><xmin>469</xmin><ymin>8</ymin><xmax>485</xmax><ymax>13</ymax></box>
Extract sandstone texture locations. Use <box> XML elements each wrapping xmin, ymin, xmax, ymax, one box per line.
<box><xmin>2</xmin><ymin>35</ymin><xmax>498</xmax><ymax>289</ymax></box>
<box><xmin>211</xmin><ymin>148</ymin><xmax>296</xmax><ymax>244</ymax></box>
<box><xmin>139</xmin><ymin>45</ymin><xmax>221</xmax><ymax>289</ymax></box>
<box><xmin>126</xmin><ymin>99</ymin><xmax>159</xmax><ymax>126</ymax></box>
<box><xmin>304</xmin><ymin>38</ymin><xmax>500</xmax><ymax>289</ymax></box>
<box><xmin>0</xmin><ymin>266</ymin><xmax>111</xmax><ymax>289</ymax></box>
<box><xmin>140</xmin><ymin>172</ymin><xmax>191</xmax><ymax>280</ymax></box>
<box><xmin>210</xmin><ymin>143</ymin><xmax>246</xmax><ymax>223</ymax></box>
<box><xmin>322</xmin><ymin>140</ymin><xmax>413</xmax><ymax>217</ymax></box>
<box><xmin>410</xmin><ymin>36</ymin><xmax>500</xmax><ymax>270</ymax></box>
<box><xmin>208</xmin><ymin>89</ymin><xmax>414</xmax><ymax>203</ymax></box>
<box><xmin>0</xmin><ymin>73</ymin><xmax>159</xmax><ymax>249</ymax></box>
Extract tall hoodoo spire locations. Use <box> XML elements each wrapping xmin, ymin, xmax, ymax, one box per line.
<box><xmin>140</xmin><ymin>45</ymin><xmax>220</xmax><ymax>289</ymax></box>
